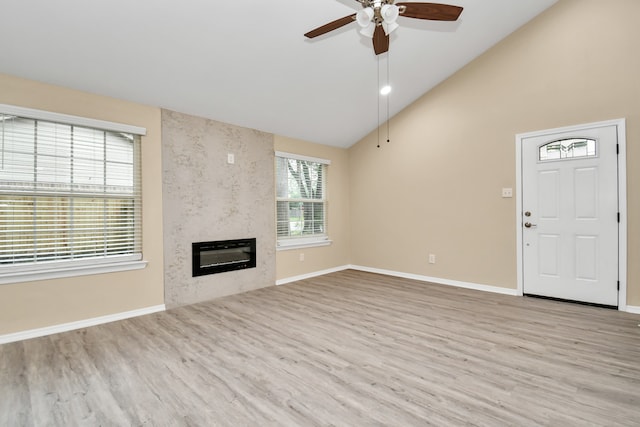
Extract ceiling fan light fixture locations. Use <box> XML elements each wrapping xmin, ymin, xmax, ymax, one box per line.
<box><xmin>382</xmin><ymin>21</ymin><xmax>399</xmax><ymax>35</ymax></box>
<box><xmin>359</xmin><ymin>24</ymin><xmax>376</xmax><ymax>38</ymax></box>
<box><xmin>356</xmin><ymin>7</ymin><xmax>374</xmax><ymax>28</ymax></box>
<box><xmin>381</xmin><ymin>4</ymin><xmax>399</xmax><ymax>23</ymax></box>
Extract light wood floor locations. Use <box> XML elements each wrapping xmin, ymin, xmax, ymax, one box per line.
<box><xmin>2</xmin><ymin>270</ymin><xmax>639</xmax><ymax>426</ymax></box>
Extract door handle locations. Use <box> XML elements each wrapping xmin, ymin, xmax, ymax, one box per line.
<box><xmin>524</xmin><ymin>222</ymin><xmax>537</xmax><ymax>228</ymax></box>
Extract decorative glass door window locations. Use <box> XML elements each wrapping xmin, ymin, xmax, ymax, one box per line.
<box><xmin>539</xmin><ymin>138</ymin><xmax>596</xmax><ymax>161</ymax></box>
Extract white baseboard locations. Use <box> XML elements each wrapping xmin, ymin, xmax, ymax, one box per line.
<box><xmin>0</xmin><ymin>304</ymin><xmax>166</xmax><ymax>345</ymax></box>
<box><xmin>277</xmin><ymin>264</ymin><xmax>518</xmax><ymax>296</ymax></box>
<box><xmin>276</xmin><ymin>265</ymin><xmax>350</xmax><ymax>286</ymax></box>
<box><xmin>625</xmin><ymin>305</ymin><xmax>640</xmax><ymax>315</ymax></box>
<box><xmin>349</xmin><ymin>265</ymin><xmax>519</xmax><ymax>296</ymax></box>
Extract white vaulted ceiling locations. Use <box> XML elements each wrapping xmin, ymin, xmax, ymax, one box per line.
<box><xmin>0</xmin><ymin>0</ymin><xmax>557</xmax><ymax>148</ymax></box>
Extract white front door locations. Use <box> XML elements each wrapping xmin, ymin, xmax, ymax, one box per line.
<box><xmin>521</xmin><ymin>124</ymin><xmax>619</xmax><ymax>306</ymax></box>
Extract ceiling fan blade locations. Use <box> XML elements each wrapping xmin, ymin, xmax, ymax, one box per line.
<box><xmin>304</xmin><ymin>14</ymin><xmax>356</xmax><ymax>38</ymax></box>
<box><xmin>396</xmin><ymin>3</ymin><xmax>463</xmax><ymax>21</ymax></box>
<box><xmin>373</xmin><ymin>25</ymin><xmax>389</xmax><ymax>55</ymax></box>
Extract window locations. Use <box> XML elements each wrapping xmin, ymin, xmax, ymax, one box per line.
<box><xmin>539</xmin><ymin>138</ymin><xmax>596</xmax><ymax>161</ymax></box>
<box><xmin>0</xmin><ymin>104</ymin><xmax>146</xmax><ymax>283</ymax></box>
<box><xmin>275</xmin><ymin>151</ymin><xmax>330</xmax><ymax>249</ymax></box>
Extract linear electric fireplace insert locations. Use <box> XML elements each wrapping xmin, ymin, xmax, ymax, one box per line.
<box><xmin>192</xmin><ymin>238</ymin><xmax>256</xmax><ymax>277</ymax></box>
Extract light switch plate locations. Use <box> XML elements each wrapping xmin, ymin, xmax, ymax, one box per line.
<box><xmin>227</xmin><ymin>153</ymin><xmax>235</xmax><ymax>164</ymax></box>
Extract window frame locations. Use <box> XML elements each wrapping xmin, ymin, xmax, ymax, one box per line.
<box><xmin>0</xmin><ymin>104</ymin><xmax>147</xmax><ymax>285</ymax></box>
<box><xmin>275</xmin><ymin>151</ymin><xmax>332</xmax><ymax>251</ymax></box>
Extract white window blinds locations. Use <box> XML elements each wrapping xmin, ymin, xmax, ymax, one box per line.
<box><xmin>275</xmin><ymin>152</ymin><xmax>328</xmax><ymax>243</ymax></box>
<box><xmin>0</xmin><ymin>110</ymin><xmax>142</xmax><ymax>268</ymax></box>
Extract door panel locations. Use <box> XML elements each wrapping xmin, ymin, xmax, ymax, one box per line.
<box><xmin>522</xmin><ymin>125</ymin><xmax>618</xmax><ymax>306</ymax></box>
<box><xmin>575</xmin><ymin>235</ymin><xmax>597</xmax><ymax>281</ymax></box>
<box><xmin>574</xmin><ymin>167</ymin><xmax>598</xmax><ymax>218</ymax></box>
<box><xmin>538</xmin><ymin>234</ymin><xmax>559</xmax><ymax>277</ymax></box>
<box><xmin>538</xmin><ymin>170</ymin><xmax>559</xmax><ymax>219</ymax></box>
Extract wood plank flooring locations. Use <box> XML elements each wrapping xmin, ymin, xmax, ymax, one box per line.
<box><xmin>1</xmin><ymin>269</ymin><xmax>639</xmax><ymax>426</ymax></box>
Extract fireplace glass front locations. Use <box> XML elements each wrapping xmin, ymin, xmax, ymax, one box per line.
<box><xmin>192</xmin><ymin>238</ymin><xmax>256</xmax><ymax>277</ymax></box>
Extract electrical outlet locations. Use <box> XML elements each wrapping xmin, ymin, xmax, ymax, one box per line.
<box><xmin>428</xmin><ymin>254</ymin><xmax>436</xmax><ymax>264</ymax></box>
<box><xmin>502</xmin><ymin>187</ymin><xmax>513</xmax><ymax>198</ymax></box>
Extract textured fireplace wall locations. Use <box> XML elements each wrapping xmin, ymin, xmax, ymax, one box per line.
<box><xmin>161</xmin><ymin>109</ymin><xmax>275</xmax><ymax>307</ymax></box>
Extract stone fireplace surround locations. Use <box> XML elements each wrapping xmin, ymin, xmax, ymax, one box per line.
<box><xmin>161</xmin><ymin>109</ymin><xmax>275</xmax><ymax>307</ymax></box>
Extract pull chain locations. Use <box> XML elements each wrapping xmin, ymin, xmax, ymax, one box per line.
<box><xmin>386</xmin><ymin>50</ymin><xmax>390</xmax><ymax>144</ymax></box>
<box><xmin>377</xmin><ymin>54</ymin><xmax>380</xmax><ymax>148</ymax></box>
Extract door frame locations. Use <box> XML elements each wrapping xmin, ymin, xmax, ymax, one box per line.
<box><xmin>515</xmin><ymin>118</ymin><xmax>627</xmax><ymax>311</ymax></box>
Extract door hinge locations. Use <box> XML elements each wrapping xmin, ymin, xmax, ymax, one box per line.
<box><xmin>616</xmin><ymin>143</ymin><xmax>619</xmax><ymax>154</ymax></box>
<box><xmin>617</xmin><ymin>281</ymin><xmax>620</xmax><ymax>291</ymax></box>
<box><xmin>617</xmin><ymin>212</ymin><xmax>620</xmax><ymax>223</ymax></box>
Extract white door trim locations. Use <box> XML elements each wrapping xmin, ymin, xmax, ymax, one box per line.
<box><xmin>515</xmin><ymin>119</ymin><xmax>627</xmax><ymax>311</ymax></box>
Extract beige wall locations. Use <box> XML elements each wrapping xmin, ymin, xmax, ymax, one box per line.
<box><xmin>275</xmin><ymin>136</ymin><xmax>351</xmax><ymax>280</ymax></box>
<box><xmin>349</xmin><ymin>0</ymin><xmax>640</xmax><ymax>305</ymax></box>
<box><xmin>0</xmin><ymin>74</ymin><xmax>164</xmax><ymax>334</ymax></box>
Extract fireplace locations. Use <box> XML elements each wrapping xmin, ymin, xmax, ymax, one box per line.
<box><xmin>192</xmin><ymin>238</ymin><xmax>256</xmax><ymax>277</ymax></box>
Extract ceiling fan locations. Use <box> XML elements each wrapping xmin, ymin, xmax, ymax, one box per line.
<box><xmin>304</xmin><ymin>1</ymin><xmax>463</xmax><ymax>55</ymax></box>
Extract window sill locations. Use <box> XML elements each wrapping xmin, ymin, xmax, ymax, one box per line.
<box><xmin>277</xmin><ymin>238</ymin><xmax>333</xmax><ymax>251</ymax></box>
<box><xmin>0</xmin><ymin>259</ymin><xmax>148</xmax><ymax>285</ymax></box>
